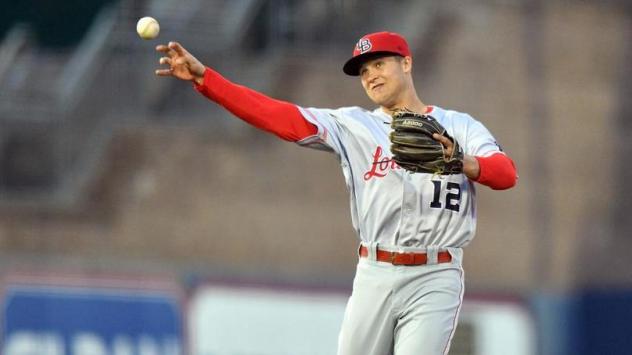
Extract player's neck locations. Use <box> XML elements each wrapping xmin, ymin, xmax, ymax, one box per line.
<box><xmin>381</xmin><ymin>97</ymin><xmax>426</xmax><ymax>116</ymax></box>
<box><xmin>383</xmin><ymin>82</ymin><xmax>426</xmax><ymax>115</ymax></box>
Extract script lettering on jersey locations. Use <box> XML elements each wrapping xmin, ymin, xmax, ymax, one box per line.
<box><xmin>363</xmin><ymin>146</ymin><xmax>401</xmax><ymax>180</ymax></box>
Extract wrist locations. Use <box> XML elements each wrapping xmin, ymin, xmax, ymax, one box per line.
<box><xmin>463</xmin><ymin>155</ymin><xmax>480</xmax><ymax>180</ymax></box>
<box><xmin>192</xmin><ymin>67</ymin><xmax>208</xmax><ymax>87</ymax></box>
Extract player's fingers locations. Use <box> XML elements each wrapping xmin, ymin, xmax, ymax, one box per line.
<box><xmin>155</xmin><ymin>68</ymin><xmax>174</xmax><ymax>76</ymax></box>
<box><xmin>159</xmin><ymin>57</ymin><xmax>172</xmax><ymax>66</ymax></box>
<box><xmin>433</xmin><ymin>133</ymin><xmax>455</xmax><ymax>157</ymax></box>
<box><xmin>432</xmin><ymin>133</ymin><xmax>451</xmax><ymax>145</ymax></box>
<box><xmin>156</xmin><ymin>44</ymin><xmax>170</xmax><ymax>53</ymax></box>
<box><xmin>156</xmin><ymin>44</ymin><xmax>177</xmax><ymax>58</ymax></box>
<box><xmin>168</xmin><ymin>41</ymin><xmax>187</xmax><ymax>56</ymax></box>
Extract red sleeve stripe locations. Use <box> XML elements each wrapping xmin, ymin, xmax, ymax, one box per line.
<box><xmin>194</xmin><ymin>68</ymin><xmax>318</xmax><ymax>142</ymax></box>
<box><xmin>474</xmin><ymin>153</ymin><xmax>517</xmax><ymax>190</ymax></box>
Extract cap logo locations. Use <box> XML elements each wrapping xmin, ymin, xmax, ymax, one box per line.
<box><xmin>356</xmin><ymin>38</ymin><xmax>372</xmax><ymax>54</ymax></box>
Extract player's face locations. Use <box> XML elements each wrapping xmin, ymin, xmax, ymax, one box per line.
<box><xmin>359</xmin><ymin>56</ymin><xmax>409</xmax><ymax>108</ymax></box>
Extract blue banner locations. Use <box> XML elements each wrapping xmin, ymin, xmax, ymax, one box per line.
<box><xmin>2</xmin><ymin>284</ymin><xmax>183</xmax><ymax>355</ymax></box>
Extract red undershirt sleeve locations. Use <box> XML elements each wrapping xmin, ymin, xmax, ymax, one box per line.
<box><xmin>473</xmin><ymin>153</ymin><xmax>518</xmax><ymax>190</ymax></box>
<box><xmin>193</xmin><ymin>67</ymin><xmax>317</xmax><ymax>142</ymax></box>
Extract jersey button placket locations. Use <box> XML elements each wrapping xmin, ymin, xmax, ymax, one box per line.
<box><xmin>400</xmin><ymin>174</ymin><xmax>416</xmax><ymax>239</ymax></box>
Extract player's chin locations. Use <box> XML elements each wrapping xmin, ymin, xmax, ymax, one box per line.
<box><xmin>369</xmin><ymin>95</ymin><xmax>395</xmax><ymax>109</ymax></box>
<box><xmin>366</xmin><ymin>92</ymin><xmax>387</xmax><ymax>106</ymax></box>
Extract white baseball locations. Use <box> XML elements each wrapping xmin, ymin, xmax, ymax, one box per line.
<box><xmin>136</xmin><ymin>16</ymin><xmax>160</xmax><ymax>40</ymax></box>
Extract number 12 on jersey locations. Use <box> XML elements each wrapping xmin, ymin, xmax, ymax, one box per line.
<box><xmin>430</xmin><ymin>180</ymin><xmax>461</xmax><ymax>212</ymax></box>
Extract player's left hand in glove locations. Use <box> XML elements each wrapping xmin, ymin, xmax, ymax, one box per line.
<box><xmin>389</xmin><ymin>110</ymin><xmax>464</xmax><ymax>175</ymax></box>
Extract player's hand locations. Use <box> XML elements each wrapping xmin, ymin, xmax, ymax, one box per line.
<box><xmin>432</xmin><ymin>133</ymin><xmax>456</xmax><ymax>159</ymax></box>
<box><xmin>155</xmin><ymin>41</ymin><xmax>206</xmax><ymax>85</ymax></box>
<box><xmin>433</xmin><ymin>133</ymin><xmax>480</xmax><ymax>179</ymax></box>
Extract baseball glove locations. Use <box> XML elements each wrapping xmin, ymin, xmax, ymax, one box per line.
<box><xmin>389</xmin><ymin>110</ymin><xmax>464</xmax><ymax>174</ymax></box>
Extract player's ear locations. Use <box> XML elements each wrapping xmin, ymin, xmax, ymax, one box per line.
<box><xmin>401</xmin><ymin>56</ymin><xmax>413</xmax><ymax>73</ymax></box>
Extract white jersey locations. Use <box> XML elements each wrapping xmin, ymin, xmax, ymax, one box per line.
<box><xmin>296</xmin><ymin>105</ymin><xmax>502</xmax><ymax>249</ymax></box>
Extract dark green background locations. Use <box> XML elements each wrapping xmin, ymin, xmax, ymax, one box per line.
<box><xmin>0</xmin><ymin>0</ymin><xmax>116</xmax><ymax>47</ymax></box>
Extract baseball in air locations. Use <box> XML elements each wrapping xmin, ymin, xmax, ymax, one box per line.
<box><xmin>136</xmin><ymin>16</ymin><xmax>160</xmax><ymax>40</ymax></box>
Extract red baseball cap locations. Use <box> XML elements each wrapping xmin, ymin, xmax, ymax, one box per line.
<box><xmin>343</xmin><ymin>31</ymin><xmax>411</xmax><ymax>76</ymax></box>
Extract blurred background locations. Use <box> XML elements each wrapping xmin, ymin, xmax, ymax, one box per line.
<box><xmin>0</xmin><ymin>0</ymin><xmax>630</xmax><ymax>354</ymax></box>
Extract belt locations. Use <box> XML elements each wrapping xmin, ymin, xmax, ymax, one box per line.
<box><xmin>359</xmin><ymin>245</ymin><xmax>452</xmax><ymax>266</ymax></box>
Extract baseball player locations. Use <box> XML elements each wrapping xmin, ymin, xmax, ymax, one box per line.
<box><xmin>155</xmin><ymin>31</ymin><xmax>517</xmax><ymax>355</ymax></box>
